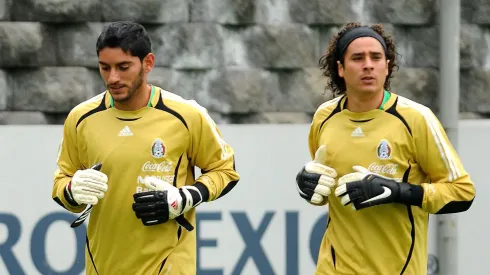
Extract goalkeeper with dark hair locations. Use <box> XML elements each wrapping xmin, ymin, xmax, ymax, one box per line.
<box><xmin>52</xmin><ymin>21</ymin><xmax>240</xmax><ymax>275</ymax></box>
<box><xmin>295</xmin><ymin>22</ymin><xmax>476</xmax><ymax>275</ymax></box>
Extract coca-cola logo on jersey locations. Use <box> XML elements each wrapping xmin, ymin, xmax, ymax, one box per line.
<box><xmin>368</xmin><ymin>162</ymin><xmax>398</xmax><ymax>175</ymax></box>
<box><xmin>141</xmin><ymin>161</ymin><xmax>173</xmax><ymax>173</ymax></box>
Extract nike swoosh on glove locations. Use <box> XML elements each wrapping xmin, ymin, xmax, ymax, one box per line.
<box><xmin>132</xmin><ymin>176</ymin><xmax>203</xmax><ymax>231</ymax></box>
<box><xmin>335</xmin><ymin>165</ymin><xmax>423</xmax><ymax>210</ymax></box>
<box><xmin>296</xmin><ymin>145</ymin><xmax>337</xmax><ymax>205</ymax></box>
<box><xmin>65</xmin><ymin>164</ymin><xmax>108</xmax><ymax>206</ymax></box>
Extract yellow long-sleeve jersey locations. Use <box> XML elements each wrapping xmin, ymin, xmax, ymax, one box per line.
<box><xmin>52</xmin><ymin>85</ymin><xmax>240</xmax><ymax>275</ymax></box>
<box><xmin>310</xmin><ymin>92</ymin><xmax>475</xmax><ymax>275</ymax></box>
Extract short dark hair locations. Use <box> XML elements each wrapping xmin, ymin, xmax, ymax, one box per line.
<box><xmin>96</xmin><ymin>21</ymin><xmax>152</xmax><ymax>61</ymax></box>
<box><xmin>318</xmin><ymin>22</ymin><xmax>399</xmax><ymax>97</ymax></box>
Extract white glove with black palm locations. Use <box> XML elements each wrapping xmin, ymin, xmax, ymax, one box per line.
<box><xmin>65</xmin><ymin>163</ymin><xmax>108</xmax><ymax>206</ymax></box>
<box><xmin>296</xmin><ymin>145</ymin><xmax>337</xmax><ymax>205</ymax></box>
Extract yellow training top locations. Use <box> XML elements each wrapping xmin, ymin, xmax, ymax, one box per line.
<box><xmin>52</xmin><ymin>85</ymin><xmax>239</xmax><ymax>275</ymax></box>
<box><xmin>310</xmin><ymin>92</ymin><xmax>475</xmax><ymax>275</ymax></box>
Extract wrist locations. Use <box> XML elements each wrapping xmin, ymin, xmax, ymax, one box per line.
<box><xmin>64</xmin><ymin>181</ymin><xmax>80</xmax><ymax>206</ymax></box>
<box><xmin>397</xmin><ymin>182</ymin><xmax>424</xmax><ymax>207</ymax></box>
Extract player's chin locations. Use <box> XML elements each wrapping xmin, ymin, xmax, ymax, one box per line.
<box><xmin>357</xmin><ymin>85</ymin><xmax>381</xmax><ymax>94</ymax></box>
<box><xmin>110</xmin><ymin>90</ymin><xmax>130</xmax><ymax>101</ymax></box>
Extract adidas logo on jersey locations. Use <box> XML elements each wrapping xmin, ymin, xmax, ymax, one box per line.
<box><xmin>351</xmin><ymin>127</ymin><xmax>364</xmax><ymax>137</ymax></box>
<box><xmin>118</xmin><ymin>126</ymin><xmax>133</xmax><ymax>136</ymax></box>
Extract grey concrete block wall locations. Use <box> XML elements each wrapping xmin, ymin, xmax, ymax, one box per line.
<box><xmin>0</xmin><ymin>0</ymin><xmax>489</xmax><ymax>124</ymax></box>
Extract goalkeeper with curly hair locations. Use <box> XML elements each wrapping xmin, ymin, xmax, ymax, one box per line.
<box><xmin>295</xmin><ymin>22</ymin><xmax>475</xmax><ymax>275</ymax></box>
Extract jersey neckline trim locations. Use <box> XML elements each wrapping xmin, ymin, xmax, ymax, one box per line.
<box><xmin>339</xmin><ymin>90</ymin><xmax>397</xmax><ymax>119</ymax></box>
<box><xmin>341</xmin><ymin>90</ymin><xmax>393</xmax><ymax>112</ymax></box>
<box><xmin>378</xmin><ymin>90</ymin><xmax>391</xmax><ymax>110</ymax></box>
<box><xmin>109</xmin><ymin>85</ymin><xmax>156</xmax><ymax>108</ymax></box>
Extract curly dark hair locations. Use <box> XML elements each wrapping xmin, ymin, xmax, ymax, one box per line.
<box><xmin>319</xmin><ymin>22</ymin><xmax>399</xmax><ymax>97</ymax></box>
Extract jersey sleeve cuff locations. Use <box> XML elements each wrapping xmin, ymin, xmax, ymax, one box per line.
<box><xmin>64</xmin><ymin>181</ymin><xmax>81</xmax><ymax>207</ymax></box>
<box><xmin>193</xmin><ymin>182</ymin><xmax>210</xmax><ymax>202</ymax></box>
<box><xmin>399</xmin><ymin>182</ymin><xmax>424</xmax><ymax>207</ymax></box>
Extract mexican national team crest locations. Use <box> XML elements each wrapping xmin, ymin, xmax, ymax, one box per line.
<box><xmin>376</xmin><ymin>139</ymin><xmax>392</xmax><ymax>160</ymax></box>
<box><xmin>151</xmin><ymin>138</ymin><xmax>166</xmax><ymax>159</ymax></box>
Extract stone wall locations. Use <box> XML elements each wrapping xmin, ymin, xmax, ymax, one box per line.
<box><xmin>0</xmin><ymin>0</ymin><xmax>489</xmax><ymax>124</ymax></box>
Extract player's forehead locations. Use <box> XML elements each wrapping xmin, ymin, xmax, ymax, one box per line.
<box><xmin>98</xmin><ymin>47</ymin><xmax>138</xmax><ymax>64</ymax></box>
<box><xmin>344</xmin><ymin>37</ymin><xmax>385</xmax><ymax>56</ymax></box>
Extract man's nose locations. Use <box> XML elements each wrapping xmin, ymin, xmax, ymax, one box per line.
<box><xmin>108</xmin><ymin>70</ymin><xmax>120</xmax><ymax>83</ymax></box>
<box><xmin>363</xmin><ymin>57</ymin><xmax>374</xmax><ymax>70</ymax></box>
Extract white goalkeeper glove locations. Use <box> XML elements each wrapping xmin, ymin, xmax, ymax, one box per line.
<box><xmin>144</xmin><ymin>176</ymin><xmax>203</xmax><ymax>219</ymax></box>
<box><xmin>132</xmin><ymin>176</ymin><xmax>203</xmax><ymax>231</ymax></box>
<box><xmin>65</xmin><ymin>163</ymin><xmax>108</xmax><ymax>206</ymax></box>
<box><xmin>295</xmin><ymin>145</ymin><xmax>337</xmax><ymax>205</ymax></box>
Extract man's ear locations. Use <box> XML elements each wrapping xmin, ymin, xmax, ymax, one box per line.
<box><xmin>143</xmin><ymin>53</ymin><xmax>155</xmax><ymax>73</ymax></box>
<box><xmin>337</xmin><ymin>60</ymin><xmax>344</xmax><ymax>78</ymax></box>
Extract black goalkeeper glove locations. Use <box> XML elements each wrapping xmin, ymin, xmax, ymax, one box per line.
<box><xmin>334</xmin><ymin>166</ymin><xmax>423</xmax><ymax>210</ymax></box>
<box><xmin>132</xmin><ymin>176</ymin><xmax>204</xmax><ymax>231</ymax></box>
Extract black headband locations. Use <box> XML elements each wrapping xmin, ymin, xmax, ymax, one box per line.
<box><xmin>336</xmin><ymin>26</ymin><xmax>388</xmax><ymax>61</ymax></box>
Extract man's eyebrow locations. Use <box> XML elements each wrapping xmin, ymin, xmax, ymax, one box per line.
<box><xmin>349</xmin><ymin>51</ymin><xmax>383</xmax><ymax>56</ymax></box>
<box><xmin>350</xmin><ymin>52</ymin><xmax>364</xmax><ymax>57</ymax></box>
<box><xmin>98</xmin><ymin>61</ymin><xmax>133</xmax><ymax>66</ymax></box>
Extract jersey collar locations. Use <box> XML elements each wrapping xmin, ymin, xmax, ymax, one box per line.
<box><xmin>341</xmin><ymin>90</ymin><xmax>393</xmax><ymax>111</ymax></box>
<box><xmin>378</xmin><ymin>90</ymin><xmax>391</xmax><ymax>110</ymax></box>
<box><xmin>108</xmin><ymin>85</ymin><xmax>157</xmax><ymax>108</ymax></box>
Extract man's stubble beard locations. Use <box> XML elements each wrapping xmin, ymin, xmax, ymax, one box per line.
<box><xmin>113</xmin><ymin>69</ymin><xmax>144</xmax><ymax>104</ymax></box>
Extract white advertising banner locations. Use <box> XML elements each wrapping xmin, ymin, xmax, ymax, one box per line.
<box><xmin>0</xmin><ymin>122</ymin><xmax>488</xmax><ymax>275</ymax></box>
